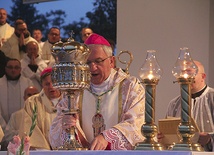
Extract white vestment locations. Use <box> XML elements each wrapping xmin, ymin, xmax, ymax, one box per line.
<box><xmin>41</xmin><ymin>41</ymin><xmax>55</xmax><ymax>66</ymax></box>
<box><xmin>38</xmin><ymin>41</ymin><xmax>44</xmax><ymax>49</ymax></box>
<box><xmin>81</xmin><ymin>85</ymin><xmax>119</xmax><ymax>143</ymax></box>
<box><xmin>3</xmin><ymin>109</ymin><xmax>23</xmax><ymax>142</ymax></box>
<box><xmin>0</xmin><ymin>113</ymin><xmax>6</xmax><ymax>142</ymax></box>
<box><xmin>0</xmin><ymin>33</ymin><xmax>41</xmax><ymax>60</ymax></box>
<box><xmin>21</xmin><ymin>53</ymin><xmax>47</xmax><ymax>91</ymax></box>
<box><xmin>0</xmin><ymin>75</ymin><xmax>33</xmax><ymax>123</ymax></box>
<box><xmin>0</xmin><ymin>23</ymin><xmax>14</xmax><ymax>47</ymax></box>
<box><xmin>19</xmin><ymin>90</ymin><xmax>61</xmax><ymax>150</ymax></box>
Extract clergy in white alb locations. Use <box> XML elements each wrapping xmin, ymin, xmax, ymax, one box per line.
<box><xmin>0</xmin><ymin>8</ymin><xmax>14</xmax><ymax>47</ymax></box>
<box><xmin>41</xmin><ymin>40</ymin><xmax>55</xmax><ymax>66</ymax></box>
<box><xmin>21</xmin><ymin>41</ymin><xmax>47</xmax><ymax>91</ymax></box>
<box><xmin>41</xmin><ymin>27</ymin><xmax>60</xmax><ymax>66</ymax></box>
<box><xmin>0</xmin><ymin>19</ymin><xmax>41</xmax><ymax>60</ymax></box>
<box><xmin>3</xmin><ymin>86</ymin><xmax>39</xmax><ymax>144</ymax></box>
<box><xmin>0</xmin><ymin>59</ymin><xmax>33</xmax><ymax>123</ymax></box>
<box><xmin>166</xmin><ymin>61</ymin><xmax>214</xmax><ymax>151</ymax></box>
<box><xmin>19</xmin><ymin>68</ymin><xmax>61</xmax><ymax>150</ymax></box>
<box><xmin>0</xmin><ymin>112</ymin><xmax>6</xmax><ymax>142</ymax></box>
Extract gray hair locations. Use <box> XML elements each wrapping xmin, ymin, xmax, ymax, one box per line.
<box><xmin>88</xmin><ymin>44</ymin><xmax>113</xmax><ymax>57</ymax></box>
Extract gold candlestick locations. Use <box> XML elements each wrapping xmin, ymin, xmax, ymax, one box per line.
<box><xmin>171</xmin><ymin>47</ymin><xmax>203</xmax><ymax>151</ymax></box>
<box><xmin>171</xmin><ymin>77</ymin><xmax>202</xmax><ymax>151</ymax></box>
<box><xmin>135</xmin><ymin>50</ymin><xmax>164</xmax><ymax>150</ymax></box>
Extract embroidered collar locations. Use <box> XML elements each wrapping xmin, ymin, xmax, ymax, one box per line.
<box><xmin>88</xmin><ymin>68</ymin><xmax>128</xmax><ymax>94</ymax></box>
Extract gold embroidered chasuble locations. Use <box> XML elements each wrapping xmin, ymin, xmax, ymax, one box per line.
<box><xmin>50</xmin><ymin>68</ymin><xmax>145</xmax><ymax>149</ymax></box>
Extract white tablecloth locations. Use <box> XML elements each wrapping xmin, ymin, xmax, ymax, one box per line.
<box><xmin>0</xmin><ymin>150</ymin><xmax>211</xmax><ymax>155</ymax></box>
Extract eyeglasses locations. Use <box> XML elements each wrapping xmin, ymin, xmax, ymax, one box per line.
<box><xmin>49</xmin><ymin>33</ymin><xmax>60</xmax><ymax>36</ymax></box>
<box><xmin>86</xmin><ymin>57</ymin><xmax>111</xmax><ymax>65</ymax></box>
<box><xmin>6</xmin><ymin>66</ymin><xmax>21</xmax><ymax>70</ymax></box>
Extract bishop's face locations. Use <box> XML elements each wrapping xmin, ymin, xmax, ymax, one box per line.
<box><xmin>87</xmin><ymin>45</ymin><xmax>114</xmax><ymax>85</ymax></box>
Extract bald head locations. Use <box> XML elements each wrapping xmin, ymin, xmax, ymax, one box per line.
<box><xmin>191</xmin><ymin>60</ymin><xmax>206</xmax><ymax>94</ymax></box>
<box><xmin>194</xmin><ymin>60</ymin><xmax>205</xmax><ymax>74</ymax></box>
<box><xmin>24</xmin><ymin>86</ymin><xmax>39</xmax><ymax>101</ymax></box>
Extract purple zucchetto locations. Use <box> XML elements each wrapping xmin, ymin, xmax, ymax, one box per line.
<box><xmin>40</xmin><ymin>67</ymin><xmax>52</xmax><ymax>77</ymax></box>
<box><xmin>40</xmin><ymin>67</ymin><xmax>52</xmax><ymax>82</ymax></box>
<box><xmin>84</xmin><ymin>33</ymin><xmax>111</xmax><ymax>47</ymax></box>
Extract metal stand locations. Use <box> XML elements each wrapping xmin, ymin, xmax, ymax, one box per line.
<box><xmin>135</xmin><ymin>79</ymin><xmax>164</xmax><ymax>150</ymax></box>
<box><xmin>171</xmin><ymin>78</ymin><xmax>203</xmax><ymax>151</ymax></box>
<box><xmin>58</xmin><ymin>90</ymin><xmax>88</xmax><ymax>150</ymax></box>
<box><xmin>51</xmin><ymin>35</ymin><xmax>91</xmax><ymax>150</ymax></box>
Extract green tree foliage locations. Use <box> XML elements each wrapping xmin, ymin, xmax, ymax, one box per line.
<box><xmin>44</xmin><ymin>10</ymin><xmax>66</xmax><ymax>38</ymax></box>
<box><xmin>8</xmin><ymin>0</ymin><xmax>67</xmax><ymax>40</ymax></box>
<box><xmin>88</xmin><ymin>0</ymin><xmax>116</xmax><ymax>43</ymax></box>
<box><xmin>62</xmin><ymin>20</ymin><xmax>87</xmax><ymax>42</ymax></box>
<box><xmin>8</xmin><ymin>0</ymin><xmax>49</xmax><ymax>35</ymax></box>
<box><xmin>63</xmin><ymin>0</ymin><xmax>116</xmax><ymax>44</ymax></box>
<box><xmin>8</xmin><ymin>0</ymin><xmax>116</xmax><ymax>43</ymax></box>
<box><xmin>45</xmin><ymin>10</ymin><xmax>66</xmax><ymax>29</ymax></box>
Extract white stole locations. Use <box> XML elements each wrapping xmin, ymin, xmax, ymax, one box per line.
<box><xmin>0</xmin><ymin>76</ymin><xmax>26</xmax><ymax>122</ymax></box>
<box><xmin>82</xmin><ymin>86</ymin><xmax>119</xmax><ymax>143</ymax></box>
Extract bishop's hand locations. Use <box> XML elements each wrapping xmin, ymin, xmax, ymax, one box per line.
<box><xmin>90</xmin><ymin>134</ymin><xmax>108</xmax><ymax>150</ymax></box>
<box><xmin>62</xmin><ymin>113</ymin><xmax>77</xmax><ymax>132</ymax></box>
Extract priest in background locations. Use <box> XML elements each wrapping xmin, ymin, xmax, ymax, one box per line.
<box><xmin>0</xmin><ymin>8</ymin><xmax>14</xmax><ymax>47</ymax></box>
<box><xmin>19</xmin><ymin>68</ymin><xmax>61</xmax><ymax>150</ymax></box>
